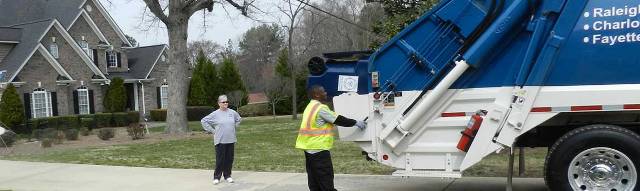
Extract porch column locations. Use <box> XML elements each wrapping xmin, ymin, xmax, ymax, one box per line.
<box><xmin>133</xmin><ymin>82</ymin><xmax>139</xmax><ymax>111</ymax></box>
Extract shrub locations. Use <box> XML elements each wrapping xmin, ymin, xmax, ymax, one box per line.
<box><xmin>97</xmin><ymin>128</ymin><xmax>115</xmax><ymax>140</ymax></box>
<box><xmin>41</xmin><ymin>138</ymin><xmax>53</xmax><ymax>148</ymax></box>
<box><xmin>187</xmin><ymin>106</ymin><xmax>215</xmax><ymax>121</ymax></box>
<box><xmin>238</xmin><ymin>103</ymin><xmax>270</xmax><ymax>117</ymax></box>
<box><xmin>112</xmin><ymin>112</ymin><xmax>129</xmax><ymax>127</ymax></box>
<box><xmin>32</xmin><ymin>118</ymin><xmax>49</xmax><ymax>130</ymax></box>
<box><xmin>127</xmin><ymin>123</ymin><xmax>145</xmax><ymax>140</ymax></box>
<box><xmin>60</xmin><ymin>115</ymin><xmax>79</xmax><ymax>130</ymax></box>
<box><xmin>53</xmin><ymin>130</ymin><xmax>65</xmax><ymax>144</ymax></box>
<box><xmin>80</xmin><ymin>127</ymin><xmax>91</xmax><ymax>136</ymax></box>
<box><xmin>0</xmin><ymin>83</ymin><xmax>25</xmax><ymax>131</ymax></box>
<box><xmin>65</xmin><ymin>129</ymin><xmax>79</xmax><ymax>140</ymax></box>
<box><xmin>95</xmin><ymin>113</ymin><xmax>112</xmax><ymax>128</ymax></box>
<box><xmin>104</xmin><ymin>78</ymin><xmax>126</xmax><ymax>112</ymax></box>
<box><xmin>80</xmin><ymin>117</ymin><xmax>95</xmax><ymax>130</ymax></box>
<box><xmin>47</xmin><ymin>116</ymin><xmax>61</xmax><ymax>130</ymax></box>
<box><xmin>127</xmin><ymin>111</ymin><xmax>140</xmax><ymax>124</ymax></box>
<box><xmin>150</xmin><ymin>109</ymin><xmax>167</xmax><ymax>121</ymax></box>
<box><xmin>32</xmin><ymin>128</ymin><xmax>56</xmax><ymax>140</ymax></box>
<box><xmin>0</xmin><ymin>129</ymin><xmax>17</xmax><ymax>147</ymax></box>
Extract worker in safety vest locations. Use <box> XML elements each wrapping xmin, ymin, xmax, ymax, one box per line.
<box><xmin>296</xmin><ymin>85</ymin><xmax>366</xmax><ymax>191</ymax></box>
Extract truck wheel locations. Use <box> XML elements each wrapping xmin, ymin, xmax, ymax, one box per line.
<box><xmin>545</xmin><ymin>124</ymin><xmax>640</xmax><ymax>191</ymax></box>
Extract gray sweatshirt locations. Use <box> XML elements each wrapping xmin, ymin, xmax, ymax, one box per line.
<box><xmin>200</xmin><ymin>109</ymin><xmax>242</xmax><ymax>145</ymax></box>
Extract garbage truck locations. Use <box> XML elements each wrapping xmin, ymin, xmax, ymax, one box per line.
<box><xmin>307</xmin><ymin>0</ymin><xmax>640</xmax><ymax>190</ymax></box>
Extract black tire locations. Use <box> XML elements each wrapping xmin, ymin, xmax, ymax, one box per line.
<box><xmin>545</xmin><ymin>124</ymin><xmax>640</xmax><ymax>191</ymax></box>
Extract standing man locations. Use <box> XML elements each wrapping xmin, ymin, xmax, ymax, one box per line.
<box><xmin>296</xmin><ymin>85</ymin><xmax>366</xmax><ymax>191</ymax></box>
<box><xmin>201</xmin><ymin>95</ymin><xmax>242</xmax><ymax>185</ymax></box>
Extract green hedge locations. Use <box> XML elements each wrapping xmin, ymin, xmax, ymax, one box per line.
<box><xmin>187</xmin><ymin>106</ymin><xmax>215</xmax><ymax>121</ymax></box>
<box><xmin>127</xmin><ymin>111</ymin><xmax>140</xmax><ymax>124</ymax></box>
<box><xmin>20</xmin><ymin>112</ymin><xmax>140</xmax><ymax>136</ymax></box>
<box><xmin>238</xmin><ymin>103</ymin><xmax>270</xmax><ymax>117</ymax></box>
<box><xmin>112</xmin><ymin>112</ymin><xmax>129</xmax><ymax>127</ymax></box>
<box><xmin>95</xmin><ymin>113</ymin><xmax>112</xmax><ymax>128</ymax></box>
<box><xmin>150</xmin><ymin>109</ymin><xmax>167</xmax><ymax>121</ymax></box>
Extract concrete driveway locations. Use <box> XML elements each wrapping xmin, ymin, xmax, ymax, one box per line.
<box><xmin>0</xmin><ymin>160</ymin><xmax>548</xmax><ymax>191</ymax></box>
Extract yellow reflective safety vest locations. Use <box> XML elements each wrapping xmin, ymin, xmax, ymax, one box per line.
<box><xmin>295</xmin><ymin>100</ymin><xmax>335</xmax><ymax>150</ymax></box>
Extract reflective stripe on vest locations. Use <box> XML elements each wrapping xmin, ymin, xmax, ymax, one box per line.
<box><xmin>298</xmin><ymin>128</ymin><xmax>333</xmax><ymax>136</ymax></box>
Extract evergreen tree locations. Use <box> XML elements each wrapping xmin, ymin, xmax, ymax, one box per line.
<box><xmin>218</xmin><ymin>57</ymin><xmax>247</xmax><ymax>107</ymax></box>
<box><xmin>0</xmin><ymin>83</ymin><xmax>24</xmax><ymax>130</ymax></box>
<box><xmin>275</xmin><ymin>48</ymin><xmax>291</xmax><ymax>78</ymax></box>
<box><xmin>204</xmin><ymin>58</ymin><xmax>219</xmax><ymax>106</ymax></box>
<box><xmin>103</xmin><ymin>77</ymin><xmax>126</xmax><ymax>112</ymax></box>
<box><xmin>188</xmin><ymin>50</ymin><xmax>210</xmax><ymax>106</ymax></box>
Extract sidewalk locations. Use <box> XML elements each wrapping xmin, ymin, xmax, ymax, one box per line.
<box><xmin>0</xmin><ymin>160</ymin><xmax>548</xmax><ymax>191</ymax></box>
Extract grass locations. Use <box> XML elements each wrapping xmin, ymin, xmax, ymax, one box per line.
<box><xmin>2</xmin><ymin>116</ymin><xmax>547</xmax><ymax>177</ymax></box>
<box><xmin>2</xmin><ymin>117</ymin><xmax>394</xmax><ymax>175</ymax></box>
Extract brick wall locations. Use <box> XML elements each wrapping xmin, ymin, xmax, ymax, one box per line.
<box><xmin>39</xmin><ymin>27</ymin><xmax>105</xmax><ymax>114</ymax></box>
<box><xmin>143</xmin><ymin>51</ymin><xmax>170</xmax><ymax>112</ymax></box>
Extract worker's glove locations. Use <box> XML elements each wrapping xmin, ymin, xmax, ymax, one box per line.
<box><xmin>355</xmin><ymin>120</ymin><xmax>367</xmax><ymax>130</ymax></box>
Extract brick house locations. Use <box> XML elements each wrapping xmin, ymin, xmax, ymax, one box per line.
<box><xmin>0</xmin><ymin>0</ymin><xmax>172</xmax><ymax>119</ymax></box>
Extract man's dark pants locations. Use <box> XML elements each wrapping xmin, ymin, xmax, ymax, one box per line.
<box><xmin>214</xmin><ymin>143</ymin><xmax>234</xmax><ymax>180</ymax></box>
<box><xmin>304</xmin><ymin>150</ymin><xmax>337</xmax><ymax>191</ymax></box>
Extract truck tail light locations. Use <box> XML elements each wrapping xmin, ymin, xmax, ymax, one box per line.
<box><xmin>372</xmin><ymin>71</ymin><xmax>379</xmax><ymax>88</ymax></box>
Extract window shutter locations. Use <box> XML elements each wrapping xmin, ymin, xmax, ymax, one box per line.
<box><xmin>156</xmin><ymin>87</ymin><xmax>161</xmax><ymax>108</ymax></box>
<box><xmin>105</xmin><ymin>52</ymin><xmax>109</xmax><ymax>66</ymax></box>
<box><xmin>117</xmin><ymin>52</ymin><xmax>122</xmax><ymax>67</ymax></box>
<box><xmin>23</xmin><ymin>93</ymin><xmax>31</xmax><ymax>119</ymax></box>
<box><xmin>73</xmin><ymin>90</ymin><xmax>79</xmax><ymax>114</ymax></box>
<box><xmin>93</xmin><ymin>49</ymin><xmax>98</xmax><ymax>66</ymax></box>
<box><xmin>51</xmin><ymin>92</ymin><xmax>58</xmax><ymax>116</ymax></box>
<box><xmin>88</xmin><ymin>90</ymin><xmax>95</xmax><ymax>114</ymax></box>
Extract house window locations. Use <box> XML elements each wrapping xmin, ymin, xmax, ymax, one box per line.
<box><xmin>49</xmin><ymin>44</ymin><xmax>59</xmax><ymax>59</ymax></box>
<box><xmin>161</xmin><ymin>55</ymin><xmax>166</xmax><ymax>62</ymax></box>
<box><xmin>160</xmin><ymin>84</ymin><xmax>168</xmax><ymax>109</ymax></box>
<box><xmin>107</xmin><ymin>51</ymin><xmax>117</xmax><ymax>67</ymax></box>
<box><xmin>79</xmin><ymin>40</ymin><xmax>92</xmax><ymax>60</ymax></box>
<box><xmin>31</xmin><ymin>88</ymin><xmax>52</xmax><ymax>118</ymax></box>
<box><xmin>77</xmin><ymin>87</ymin><xmax>90</xmax><ymax>115</ymax></box>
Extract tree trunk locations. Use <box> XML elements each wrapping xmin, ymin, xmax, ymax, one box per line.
<box><xmin>287</xmin><ymin>28</ymin><xmax>298</xmax><ymax>119</ymax></box>
<box><xmin>165</xmin><ymin>20</ymin><xmax>190</xmax><ymax>134</ymax></box>
<box><xmin>272</xmin><ymin>102</ymin><xmax>276</xmax><ymax>119</ymax></box>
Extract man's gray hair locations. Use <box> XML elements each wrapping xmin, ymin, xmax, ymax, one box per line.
<box><xmin>218</xmin><ymin>95</ymin><xmax>228</xmax><ymax>103</ymax></box>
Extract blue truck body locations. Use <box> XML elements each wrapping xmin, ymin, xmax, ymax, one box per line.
<box><xmin>309</xmin><ymin>0</ymin><xmax>640</xmax><ymax>95</ymax></box>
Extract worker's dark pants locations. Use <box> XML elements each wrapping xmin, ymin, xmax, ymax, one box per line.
<box><xmin>304</xmin><ymin>150</ymin><xmax>337</xmax><ymax>191</ymax></box>
<box><xmin>214</xmin><ymin>143</ymin><xmax>234</xmax><ymax>180</ymax></box>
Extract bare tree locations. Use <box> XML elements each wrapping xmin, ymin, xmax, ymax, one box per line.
<box><xmin>226</xmin><ymin>90</ymin><xmax>246</xmax><ymax>109</ymax></box>
<box><xmin>238</xmin><ymin>24</ymin><xmax>284</xmax><ymax>92</ymax></box>
<box><xmin>188</xmin><ymin>40</ymin><xmax>223</xmax><ymax>66</ymax></box>
<box><xmin>264</xmin><ymin>77</ymin><xmax>289</xmax><ymax>119</ymax></box>
<box><xmin>277</xmin><ymin>0</ymin><xmax>309</xmax><ymax>120</ymax></box>
<box><xmin>141</xmin><ymin>0</ymin><xmax>248</xmax><ymax>134</ymax></box>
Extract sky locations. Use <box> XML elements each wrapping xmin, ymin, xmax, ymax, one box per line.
<box><xmin>99</xmin><ymin>0</ymin><xmax>278</xmax><ymax>47</ymax></box>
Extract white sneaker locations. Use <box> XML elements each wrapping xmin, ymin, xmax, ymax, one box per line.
<box><xmin>226</xmin><ymin>177</ymin><xmax>234</xmax><ymax>183</ymax></box>
<box><xmin>213</xmin><ymin>179</ymin><xmax>220</xmax><ymax>185</ymax></box>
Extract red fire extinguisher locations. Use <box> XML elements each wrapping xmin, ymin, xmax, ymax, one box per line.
<box><xmin>457</xmin><ymin>110</ymin><xmax>486</xmax><ymax>152</ymax></box>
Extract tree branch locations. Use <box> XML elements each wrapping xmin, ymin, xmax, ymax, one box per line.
<box><xmin>223</xmin><ymin>0</ymin><xmax>248</xmax><ymax>16</ymax></box>
<box><xmin>142</xmin><ymin>0</ymin><xmax>170</xmax><ymax>25</ymax></box>
<box><xmin>187</xmin><ymin>0</ymin><xmax>215</xmax><ymax>14</ymax></box>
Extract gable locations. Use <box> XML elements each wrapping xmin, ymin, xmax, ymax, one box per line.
<box><xmin>83</xmin><ymin>0</ymin><xmax>130</xmax><ymax>48</ymax></box>
<box><xmin>67</xmin><ymin>11</ymin><xmax>107</xmax><ymax>46</ymax></box>
<box><xmin>146</xmin><ymin>46</ymin><xmax>169</xmax><ymax>79</ymax></box>
<box><xmin>41</xmin><ymin>22</ymin><xmax>99</xmax><ymax>81</ymax></box>
<box><xmin>15</xmin><ymin>51</ymin><xmax>65</xmax><ymax>83</ymax></box>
